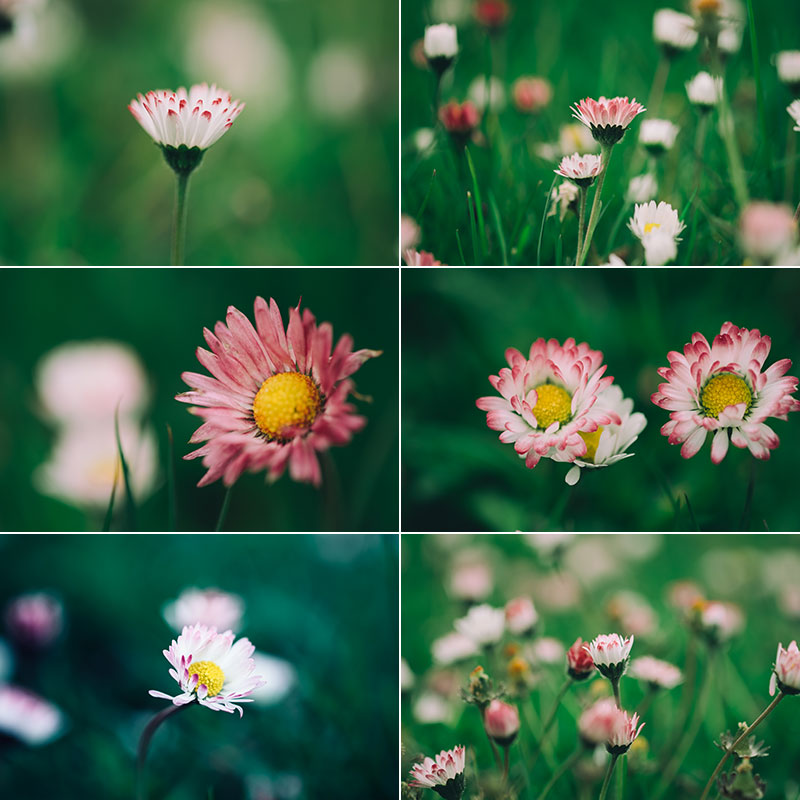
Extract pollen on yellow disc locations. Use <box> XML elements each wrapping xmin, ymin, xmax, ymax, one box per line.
<box><xmin>578</xmin><ymin>427</ymin><xmax>604</xmax><ymax>463</ymax></box>
<box><xmin>532</xmin><ymin>383</ymin><xmax>572</xmax><ymax>429</ymax></box>
<box><xmin>644</xmin><ymin>222</ymin><xmax>661</xmax><ymax>234</ymax></box>
<box><xmin>700</xmin><ymin>373</ymin><xmax>752</xmax><ymax>419</ymax></box>
<box><xmin>188</xmin><ymin>660</ymin><xmax>225</xmax><ymax>697</ymax></box>
<box><xmin>252</xmin><ymin>372</ymin><xmax>322</xmax><ymax>440</ymax></box>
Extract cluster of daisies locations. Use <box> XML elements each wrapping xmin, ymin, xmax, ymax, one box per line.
<box><xmin>476</xmin><ymin>321</ymin><xmax>799</xmax><ymax>484</ymax></box>
<box><xmin>402</xmin><ymin>541</ymin><xmax>800</xmax><ymax>800</ymax></box>
<box><xmin>402</xmin><ymin>1</ymin><xmax>800</xmax><ymax>266</ymax></box>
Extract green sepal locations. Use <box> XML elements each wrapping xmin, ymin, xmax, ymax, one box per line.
<box><xmin>160</xmin><ymin>144</ymin><xmax>204</xmax><ymax>176</ymax></box>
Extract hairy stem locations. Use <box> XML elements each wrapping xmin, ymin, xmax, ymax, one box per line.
<box><xmin>137</xmin><ymin>703</ymin><xmax>192</xmax><ymax>800</ymax></box>
<box><xmin>578</xmin><ymin>144</ymin><xmax>613</xmax><ymax>265</ymax></box>
<box><xmin>598</xmin><ymin>753</ymin><xmax>620</xmax><ymax>800</ymax></box>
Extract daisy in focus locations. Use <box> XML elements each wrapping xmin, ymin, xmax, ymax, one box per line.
<box><xmin>651</xmin><ymin>322</ymin><xmax>800</xmax><ymax>462</ymax></box>
<box><xmin>149</xmin><ymin>623</ymin><xmax>265</xmax><ymax>715</ymax></box>
<box><xmin>177</xmin><ymin>297</ymin><xmax>381</xmax><ymax>488</ymax></box>
<box><xmin>476</xmin><ymin>337</ymin><xmax>620</xmax><ymax>470</ymax></box>
<box><xmin>571</xmin><ymin>96</ymin><xmax>646</xmax><ymax>146</ymax></box>
<box><xmin>554</xmin><ymin>153</ymin><xmax>602</xmax><ymax>187</ymax></box>
<box><xmin>409</xmin><ymin>745</ymin><xmax>466</xmax><ymax>800</ymax></box>
<box><xmin>551</xmin><ymin>383</ymin><xmax>647</xmax><ymax>486</ymax></box>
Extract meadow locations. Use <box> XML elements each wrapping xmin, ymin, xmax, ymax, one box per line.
<box><xmin>401</xmin><ymin>0</ymin><xmax>800</xmax><ymax>265</ymax></box>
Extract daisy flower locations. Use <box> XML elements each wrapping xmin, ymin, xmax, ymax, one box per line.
<box><xmin>692</xmin><ymin>600</ymin><xmax>744</xmax><ymax>644</ymax></box>
<box><xmin>653</xmin><ymin>8</ymin><xmax>698</xmax><ymax>53</ymax></box>
<box><xmin>566</xmin><ymin>637</ymin><xmax>595</xmax><ymax>680</ymax></box>
<box><xmin>163</xmin><ymin>587</ymin><xmax>245</xmax><ymax>633</ymax></box>
<box><xmin>770</xmin><ymin>641</ymin><xmax>800</xmax><ymax>696</ymax></box>
<box><xmin>129</xmin><ymin>83</ymin><xmax>244</xmax><ymax>175</ymax></box>
<box><xmin>4</xmin><ymin>592</ymin><xmax>63</xmax><ymax>650</ymax></box>
<box><xmin>607</xmin><ymin>707</ymin><xmax>645</xmax><ymax>754</ymax></box>
<box><xmin>629</xmin><ymin>201</ymin><xmax>684</xmax><ymax>264</ymax></box>
<box><xmin>686</xmin><ymin>71</ymin><xmax>723</xmax><ymax>109</ymax></box>
<box><xmin>578</xmin><ymin>697</ymin><xmax>621</xmax><ymax>745</ymax></box>
<box><xmin>651</xmin><ymin>322</ymin><xmax>800</xmax><ymax>462</ymax></box>
<box><xmin>423</xmin><ymin>23</ymin><xmax>458</xmax><ymax>61</ymax></box>
<box><xmin>788</xmin><ymin>100</ymin><xmax>800</xmax><ymax>132</ymax></box>
<box><xmin>571</xmin><ymin>96</ymin><xmax>646</xmax><ymax>146</ymax></box>
<box><xmin>739</xmin><ymin>202</ymin><xmax>796</xmax><ymax>263</ymax></box>
<box><xmin>628</xmin><ymin>656</ymin><xmax>682</xmax><ymax>690</ymax></box>
<box><xmin>554</xmin><ymin>153</ymin><xmax>603</xmax><ymax>187</ymax></box>
<box><xmin>584</xmin><ymin>633</ymin><xmax>634</xmax><ymax>680</ymax></box>
<box><xmin>548</xmin><ymin>180</ymin><xmax>580</xmax><ymax>221</ymax></box>
<box><xmin>410</xmin><ymin>746</ymin><xmax>466</xmax><ymax>800</ymax></box>
<box><xmin>454</xmin><ymin>603</ymin><xmax>505</xmax><ymax>646</ymax></box>
<box><xmin>476</xmin><ymin>338</ymin><xmax>620</xmax><ymax>470</ymax></box>
<box><xmin>552</xmin><ymin>383</ymin><xmax>647</xmax><ymax>486</ymax></box>
<box><xmin>177</xmin><ymin>297</ymin><xmax>380</xmax><ymax>488</ymax></box>
<box><xmin>777</xmin><ymin>51</ymin><xmax>800</xmax><ymax>89</ymax></box>
<box><xmin>0</xmin><ymin>685</ymin><xmax>65</xmax><ymax>746</ymax></box>
<box><xmin>149</xmin><ymin>623</ymin><xmax>265</xmax><ymax>716</ymax></box>
<box><xmin>439</xmin><ymin>99</ymin><xmax>481</xmax><ymax>143</ymax></box>
<box><xmin>638</xmin><ymin>118</ymin><xmax>679</xmax><ymax>155</ymax></box>
<box><xmin>483</xmin><ymin>699</ymin><xmax>520</xmax><ymax>746</ymax></box>
<box><xmin>432</xmin><ymin>632</ymin><xmax>479</xmax><ymax>665</ymax></box>
<box><xmin>511</xmin><ymin>76</ymin><xmax>552</xmax><ymax>114</ymax></box>
<box><xmin>627</xmin><ymin>173</ymin><xmax>658</xmax><ymax>204</ymax></box>
<box><xmin>505</xmin><ymin>596</ymin><xmax>538</xmax><ymax>635</ymax></box>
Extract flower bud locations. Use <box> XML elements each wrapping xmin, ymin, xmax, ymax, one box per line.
<box><xmin>566</xmin><ymin>637</ymin><xmax>595</xmax><ymax>681</ymax></box>
<box><xmin>4</xmin><ymin>593</ymin><xmax>63</xmax><ymax>651</ymax></box>
<box><xmin>769</xmin><ymin>640</ymin><xmax>800</xmax><ymax>696</ymax></box>
<box><xmin>505</xmin><ymin>597</ymin><xmax>538</xmax><ymax>636</ymax></box>
<box><xmin>484</xmin><ymin>699</ymin><xmax>520</xmax><ymax>746</ymax></box>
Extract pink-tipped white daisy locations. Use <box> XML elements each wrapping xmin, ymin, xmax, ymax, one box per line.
<box><xmin>607</xmin><ymin>707</ymin><xmax>645</xmax><ymax>754</ymax></box>
<box><xmin>628</xmin><ymin>656</ymin><xmax>682</xmax><ymax>690</ymax></box>
<box><xmin>553</xmin><ymin>383</ymin><xmax>647</xmax><ymax>486</ymax></box>
<box><xmin>177</xmin><ymin>297</ymin><xmax>380</xmax><ymax>488</ymax></box>
<box><xmin>584</xmin><ymin>633</ymin><xmax>634</xmax><ymax>680</ymax></box>
<box><xmin>163</xmin><ymin>587</ymin><xmax>244</xmax><ymax>634</ymax></box>
<box><xmin>571</xmin><ymin>96</ymin><xmax>646</xmax><ymax>146</ymax></box>
<box><xmin>149</xmin><ymin>623</ymin><xmax>265</xmax><ymax>716</ymax></box>
<box><xmin>554</xmin><ymin>153</ymin><xmax>603</xmax><ymax>187</ymax></box>
<box><xmin>129</xmin><ymin>83</ymin><xmax>244</xmax><ymax>174</ymax></box>
<box><xmin>651</xmin><ymin>322</ymin><xmax>800</xmax><ymax>463</ymax></box>
<box><xmin>476</xmin><ymin>338</ymin><xmax>621</xmax><ymax>470</ymax></box>
<box><xmin>770</xmin><ymin>641</ymin><xmax>800</xmax><ymax>696</ymax></box>
<box><xmin>410</xmin><ymin>746</ymin><xmax>467</xmax><ymax>800</ymax></box>
<box><xmin>0</xmin><ymin>685</ymin><xmax>65</xmax><ymax>746</ymax></box>
<box><xmin>788</xmin><ymin>100</ymin><xmax>800</xmax><ymax>133</ymax></box>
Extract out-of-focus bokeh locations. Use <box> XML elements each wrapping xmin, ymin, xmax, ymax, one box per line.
<box><xmin>402</xmin><ymin>533</ymin><xmax>800</xmax><ymax>799</ymax></box>
<box><xmin>0</xmin><ymin>268</ymin><xmax>399</xmax><ymax>532</ymax></box>
<box><xmin>0</xmin><ymin>533</ymin><xmax>398</xmax><ymax>799</ymax></box>
<box><xmin>0</xmin><ymin>0</ymin><xmax>397</xmax><ymax>265</ymax></box>
<box><xmin>402</xmin><ymin>268</ymin><xmax>800</xmax><ymax>531</ymax></box>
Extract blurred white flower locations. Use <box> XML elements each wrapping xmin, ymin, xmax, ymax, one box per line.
<box><xmin>431</xmin><ymin>631</ymin><xmax>478</xmax><ymax>665</ymax></box>
<box><xmin>627</xmin><ymin>173</ymin><xmax>658</xmax><ymax>204</ymax></box>
<box><xmin>739</xmin><ymin>201</ymin><xmax>796</xmax><ymax>263</ymax></box>
<box><xmin>468</xmin><ymin>75</ymin><xmax>506</xmax><ymax>112</ymax></box>
<box><xmin>643</xmin><ymin>228</ymin><xmax>678</xmax><ymax>266</ymax></box>
<box><xmin>776</xmin><ymin>50</ymin><xmax>800</xmax><ymax>86</ymax></box>
<box><xmin>638</xmin><ymin>119</ymin><xmax>679</xmax><ymax>154</ymax></box>
<box><xmin>717</xmin><ymin>22</ymin><xmax>742</xmax><ymax>54</ymax></box>
<box><xmin>529</xmin><ymin>636</ymin><xmax>565</xmax><ymax>665</ymax></box>
<box><xmin>559</xmin><ymin>123</ymin><xmax>599</xmax><ymax>155</ymax></box>
<box><xmin>423</xmin><ymin>23</ymin><xmax>458</xmax><ymax>60</ymax></box>
<box><xmin>454</xmin><ymin>604</ymin><xmax>505</xmax><ymax>646</ymax></box>
<box><xmin>607</xmin><ymin>591</ymin><xmax>657</xmax><ymax>637</ymax></box>
<box><xmin>183</xmin><ymin>2</ymin><xmax>291</xmax><ymax>127</ymax></box>
<box><xmin>413</xmin><ymin>127</ymin><xmax>436</xmax><ymax>153</ymax></box>
<box><xmin>163</xmin><ymin>587</ymin><xmax>244</xmax><ymax>633</ymax></box>
<box><xmin>4</xmin><ymin>591</ymin><xmax>63</xmax><ymax>649</ymax></box>
<box><xmin>548</xmin><ymin>181</ymin><xmax>579</xmax><ymax>222</ymax></box>
<box><xmin>505</xmin><ymin>596</ymin><xmax>538</xmax><ymax>635</ymax></box>
<box><xmin>401</xmin><ymin>659</ymin><xmax>415</xmax><ymax>691</ymax></box>
<box><xmin>564</xmin><ymin>538</ymin><xmax>619</xmax><ymax>586</ymax></box>
<box><xmin>686</xmin><ymin>71</ymin><xmax>723</xmax><ymax>108</ymax></box>
<box><xmin>0</xmin><ymin>685</ymin><xmax>65</xmax><ymax>746</ymax></box>
<box><xmin>34</xmin><ymin>421</ymin><xmax>158</xmax><ymax>509</ymax></box>
<box><xmin>307</xmin><ymin>43</ymin><xmax>370</xmax><ymax>119</ymax></box>
<box><xmin>413</xmin><ymin>691</ymin><xmax>453</xmax><ymax>724</ymax></box>
<box><xmin>35</xmin><ymin>341</ymin><xmax>149</xmax><ymax>425</ymax></box>
<box><xmin>653</xmin><ymin>8</ymin><xmax>698</xmax><ymax>51</ymax></box>
<box><xmin>629</xmin><ymin>656</ymin><xmax>682</xmax><ymax>689</ymax></box>
<box><xmin>449</xmin><ymin>552</ymin><xmax>493</xmax><ymax>601</ymax></box>
<box><xmin>249</xmin><ymin>652</ymin><xmax>297</xmax><ymax>705</ymax></box>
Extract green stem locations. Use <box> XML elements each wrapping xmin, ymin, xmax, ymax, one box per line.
<box><xmin>697</xmin><ymin>693</ymin><xmax>785</xmax><ymax>800</ymax></box>
<box><xmin>615</xmin><ymin>753</ymin><xmax>626</xmax><ymax>800</ymax></box>
<box><xmin>215</xmin><ymin>484</ymin><xmax>233</xmax><ymax>532</ymax></box>
<box><xmin>648</xmin><ymin>53</ymin><xmax>671</xmax><ymax>116</ymax></box>
<box><xmin>171</xmin><ymin>171</ymin><xmax>190</xmax><ymax>266</ymax></box>
<box><xmin>578</xmin><ymin>144</ymin><xmax>613</xmax><ymax>265</ymax></box>
<box><xmin>598</xmin><ymin>754</ymin><xmax>620</xmax><ymax>800</ymax></box>
<box><xmin>535</xmin><ymin>746</ymin><xmax>583</xmax><ymax>800</ymax></box>
<box><xmin>137</xmin><ymin>703</ymin><xmax>193</xmax><ymax>800</ymax></box>
<box><xmin>575</xmin><ymin>186</ymin><xmax>588</xmax><ymax>266</ymax></box>
<box><xmin>502</xmin><ymin>745</ymin><xmax>510</xmax><ymax>783</ymax></box>
<box><xmin>611</xmin><ymin>676</ymin><xmax>621</xmax><ymax>708</ymax></box>
<box><xmin>530</xmin><ymin>678</ymin><xmax>574</xmax><ymax>768</ymax></box>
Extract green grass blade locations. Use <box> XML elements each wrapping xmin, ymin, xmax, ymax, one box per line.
<box><xmin>415</xmin><ymin>168</ymin><xmax>437</xmax><ymax>219</ymax></box>
<box><xmin>464</xmin><ymin>146</ymin><xmax>488</xmax><ymax>261</ymax></box>
<box><xmin>745</xmin><ymin>0</ymin><xmax>770</xmax><ymax>181</ymax></box>
<box><xmin>215</xmin><ymin>485</ymin><xmax>234</xmax><ymax>532</ymax></box>
<box><xmin>466</xmin><ymin>190</ymin><xmax>480</xmax><ymax>265</ymax></box>
<box><xmin>166</xmin><ymin>423</ymin><xmax>177</xmax><ymax>533</ymax></box>
<box><xmin>683</xmin><ymin>492</ymin><xmax>700</xmax><ymax>532</ymax></box>
<box><xmin>537</xmin><ymin>174</ymin><xmax>558</xmax><ymax>266</ymax></box>
<box><xmin>101</xmin><ymin>463</ymin><xmax>120</xmax><ymax>532</ymax></box>
<box><xmin>487</xmin><ymin>190</ymin><xmax>508</xmax><ymax>266</ymax></box>
<box><xmin>455</xmin><ymin>228</ymin><xmax>467</xmax><ymax>265</ymax></box>
<box><xmin>115</xmin><ymin>411</ymin><xmax>138</xmax><ymax>532</ymax></box>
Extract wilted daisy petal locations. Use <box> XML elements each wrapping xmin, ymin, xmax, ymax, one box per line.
<box><xmin>652</xmin><ymin>322</ymin><xmax>800</xmax><ymax>462</ymax></box>
<box><xmin>176</xmin><ymin>297</ymin><xmax>380</xmax><ymax>488</ymax></box>
<box><xmin>148</xmin><ymin>623</ymin><xmax>266</xmax><ymax>716</ymax></box>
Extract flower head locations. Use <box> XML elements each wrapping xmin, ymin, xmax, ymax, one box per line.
<box><xmin>129</xmin><ymin>83</ymin><xmax>244</xmax><ymax>175</ymax></box>
<box><xmin>450</xmin><ymin>555</ymin><xmax>493</xmax><ymax>601</ymax></box>
<box><xmin>512</xmin><ymin>76</ymin><xmax>552</xmax><ymax>114</ymax></box>
<box><xmin>476</xmin><ymin>338</ymin><xmax>620</xmax><ymax>470</ymax></box>
<box><xmin>651</xmin><ymin>322</ymin><xmax>800</xmax><ymax>462</ymax></box>
<box><xmin>739</xmin><ymin>201</ymin><xmax>797</xmax><ymax>264</ymax></box>
<box><xmin>653</xmin><ymin>9</ymin><xmax>698</xmax><ymax>52</ymax></box>
<box><xmin>410</xmin><ymin>746</ymin><xmax>466</xmax><ymax>800</ymax></box>
<box><xmin>0</xmin><ymin>685</ymin><xmax>65</xmax><ymax>746</ymax></box>
<box><xmin>770</xmin><ymin>640</ymin><xmax>800</xmax><ymax>696</ymax></box>
<box><xmin>571</xmin><ymin>96</ymin><xmax>646</xmax><ymax>146</ymax></box>
<box><xmin>629</xmin><ymin>656</ymin><xmax>682</xmax><ymax>690</ymax></box>
<box><xmin>629</xmin><ymin>201</ymin><xmax>685</xmax><ymax>265</ymax></box>
<box><xmin>404</xmin><ymin>248</ymin><xmax>445</xmax><ymax>266</ymax></box>
<box><xmin>424</xmin><ymin>23</ymin><xmax>458</xmax><ymax>60</ymax></box>
<box><xmin>548</xmin><ymin>181</ymin><xmax>580</xmax><ymax>221</ymax></box>
<box><xmin>149</xmin><ymin>623</ymin><xmax>265</xmax><ymax>715</ymax></box>
<box><xmin>555</xmin><ymin>383</ymin><xmax>647</xmax><ymax>486</ymax></box>
<box><xmin>505</xmin><ymin>596</ymin><xmax>538</xmax><ymax>635</ymax></box>
<box><xmin>777</xmin><ymin>51</ymin><xmax>800</xmax><ymax>89</ymax></box>
<box><xmin>692</xmin><ymin>600</ymin><xmax>744</xmax><ymax>644</ymax></box>
<box><xmin>473</xmin><ymin>0</ymin><xmax>510</xmax><ymax>30</ymax></box>
<box><xmin>584</xmin><ymin>633</ymin><xmax>634</xmax><ymax>680</ymax></box>
<box><xmin>789</xmin><ymin>100</ymin><xmax>800</xmax><ymax>132</ymax></box>
<box><xmin>638</xmin><ymin>119</ymin><xmax>679</xmax><ymax>155</ymax></box>
<box><xmin>627</xmin><ymin>173</ymin><xmax>658</xmax><ymax>204</ymax></box>
<box><xmin>566</xmin><ymin>637</ymin><xmax>596</xmax><ymax>680</ymax></box>
<box><xmin>454</xmin><ymin>604</ymin><xmax>505</xmax><ymax>646</ymax></box>
<box><xmin>554</xmin><ymin>152</ymin><xmax>603</xmax><ymax>187</ymax></box>
<box><xmin>4</xmin><ymin>592</ymin><xmax>63</xmax><ymax>650</ymax></box>
<box><xmin>468</xmin><ymin>75</ymin><xmax>506</xmax><ymax>112</ymax></box>
<box><xmin>249</xmin><ymin>651</ymin><xmax>297</xmax><ymax>705</ymax></box>
<box><xmin>607</xmin><ymin>707</ymin><xmax>645</xmax><ymax>754</ymax></box>
<box><xmin>686</xmin><ymin>71</ymin><xmax>723</xmax><ymax>109</ymax></box>
<box><xmin>432</xmin><ymin>632</ymin><xmax>479</xmax><ymax>664</ymax></box>
<box><xmin>439</xmin><ymin>99</ymin><xmax>481</xmax><ymax>143</ymax></box>
<box><xmin>484</xmin><ymin>699</ymin><xmax>520</xmax><ymax>746</ymax></box>
<box><xmin>177</xmin><ymin>297</ymin><xmax>380</xmax><ymax>488</ymax></box>
<box><xmin>579</xmin><ymin>697</ymin><xmax>643</xmax><ymax>751</ymax></box>
<box><xmin>163</xmin><ymin>587</ymin><xmax>244</xmax><ymax>633</ymax></box>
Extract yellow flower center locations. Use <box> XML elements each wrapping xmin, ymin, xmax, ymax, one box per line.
<box><xmin>188</xmin><ymin>660</ymin><xmax>225</xmax><ymax>697</ymax></box>
<box><xmin>578</xmin><ymin>427</ymin><xmax>604</xmax><ymax>463</ymax></box>
<box><xmin>644</xmin><ymin>222</ymin><xmax>661</xmax><ymax>235</ymax></box>
<box><xmin>700</xmin><ymin>373</ymin><xmax>752</xmax><ymax>419</ymax></box>
<box><xmin>532</xmin><ymin>383</ymin><xmax>572</xmax><ymax>429</ymax></box>
<box><xmin>252</xmin><ymin>372</ymin><xmax>322</xmax><ymax>440</ymax></box>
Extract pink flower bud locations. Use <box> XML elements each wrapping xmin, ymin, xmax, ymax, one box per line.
<box><xmin>505</xmin><ymin>596</ymin><xmax>538</xmax><ymax>635</ymax></box>
<box><xmin>483</xmin><ymin>699</ymin><xmax>520</xmax><ymax>746</ymax></box>
<box><xmin>566</xmin><ymin>637</ymin><xmax>595</xmax><ymax>680</ymax></box>
<box><xmin>770</xmin><ymin>640</ymin><xmax>800</xmax><ymax>696</ymax></box>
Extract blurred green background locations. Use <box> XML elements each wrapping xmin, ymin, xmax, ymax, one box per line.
<box><xmin>402</xmin><ymin>268</ymin><xmax>800</xmax><ymax>531</ymax></box>
<box><xmin>0</xmin><ymin>0</ymin><xmax>397</xmax><ymax>265</ymax></box>
<box><xmin>402</xmin><ymin>533</ymin><xmax>800</xmax><ymax>799</ymax></box>
<box><xmin>402</xmin><ymin>0</ymin><xmax>800</xmax><ymax>265</ymax></box>
<box><xmin>0</xmin><ymin>533</ymin><xmax>398</xmax><ymax>800</ymax></box>
<box><xmin>0</xmin><ymin>268</ymin><xmax>398</xmax><ymax>532</ymax></box>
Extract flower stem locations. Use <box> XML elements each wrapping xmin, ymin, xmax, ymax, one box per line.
<box><xmin>535</xmin><ymin>746</ymin><xmax>583</xmax><ymax>800</ymax></box>
<box><xmin>137</xmin><ymin>703</ymin><xmax>192</xmax><ymax>800</ymax></box>
<box><xmin>502</xmin><ymin>745</ymin><xmax>510</xmax><ymax>784</ymax></box>
<box><xmin>215</xmin><ymin>484</ymin><xmax>234</xmax><ymax>532</ymax></box>
<box><xmin>530</xmin><ymin>677</ymin><xmax>573</xmax><ymax>768</ymax></box>
<box><xmin>598</xmin><ymin>753</ymin><xmax>620</xmax><ymax>800</ymax></box>
<box><xmin>611</xmin><ymin>676</ymin><xmax>621</xmax><ymax>708</ymax></box>
<box><xmin>697</xmin><ymin>692</ymin><xmax>785</xmax><ymax>800</ymax></box>
<box><xmin>648</xmin><ymin>52</ymin><xmax>671</xmax><ymax>116</ymax></box>
<box><xmin>171</xmin><ymin>171</ymin><xmax>190</xmax><ymax>266</ymax></box>
<box><xmin>479</xmin><ymin>706</ymin><xmax>502</xmax><ymax>770</ymax></box>
<box><xmin>575</xmin><ymin>186</ymin><xmax>588</xmax><ymax>266</ymax></box>
<box><xmin>578</xmin><ymin>144</ymin><xmax>613</xmax><ymax>265</ymax></box>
